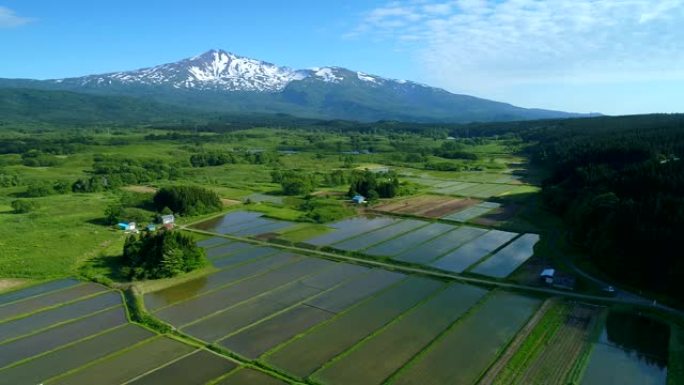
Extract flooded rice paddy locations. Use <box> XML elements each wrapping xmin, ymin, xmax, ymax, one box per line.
<box><xmin>2</xmin><ymin>209</ymin><xmax>676</xmax><ymax>385</ymax></box>
<box><xmin>0</xmin><ymin>278</ymin><xmax>295</xmax><ymax>384</ymax></box>
<box><xmin>142</xmin><ymin>235</ymin><xmax>554</xmax><ymax>384</ymax></box>
<box><xmin>581</xmin><ymin>311</ymin><xmax>670</xmax><ymax>385</ymax></box>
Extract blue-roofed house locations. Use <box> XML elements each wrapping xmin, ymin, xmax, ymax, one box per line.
<box><xmin>352</xmin><ymin>194</ymin><xmax>366</xmax><ymax>204</ymax></box>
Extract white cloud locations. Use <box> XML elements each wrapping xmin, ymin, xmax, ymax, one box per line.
<box><xmin>351</xmin><ymin>1</ymin><xmax>684</xmax><ymax>95</ymax></box>
<box><xmin>0</xmin><ymin>6</ymin><xmax>34</xmax><ymax>28</ymax></box>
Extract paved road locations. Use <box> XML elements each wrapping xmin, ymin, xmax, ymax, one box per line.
<box><xmin>182</xmin><ymin>226</ymin><xmax>684</xmax><ymax>318</ymax></box>
<box><xmin>546</xmin><ymin>229</ymin><xmax>684</xmax><ymax>318</ymax></box>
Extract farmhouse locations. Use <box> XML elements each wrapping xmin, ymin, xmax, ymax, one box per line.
<box><xmin>161</xmin><ymin>214</ymin><xmax>175</xmax><ymax>229</ymax></box>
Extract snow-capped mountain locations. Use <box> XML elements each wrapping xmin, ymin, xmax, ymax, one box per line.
<box><xmin>0</xmin><ymin>49</ymin><xmax>589</xmax><ymax>122</ymax></box>
<box><xmin>59</xmin><ymin>50</ymin><xmax>308</xmax><ymax>92</ymax></box>
<box><xmin>53</xmin><ymin>50</ymin><xmax>422</xmax><ymax>92</ymax></box>
<box><xmin>54</xmin><ymin>49</ymin><xmax>406</xmax><ymax>93</ymax></box>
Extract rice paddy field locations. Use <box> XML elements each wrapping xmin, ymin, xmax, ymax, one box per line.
<box><xmin>193</xmin><ymin>210</ymin><xmax>542</xmax><ymax>280</ymax></box>
<box><xmin>301</xmin><ymin>212</ymin><xmax>539</xmax><ymax>278</ymax></box>
<box><xmin>405</xmin><ymin>176</ymin><xmax>538</xmax><ymax>199</ymax></box>
<box><xmin>372</xmin><ymin>195</ymin><xmax>514</xmax><ymax>225</ymax></box>
<box><xmin>2</xmin><ymin>211</ymin><xmax>679</xmax><ymax>385</ymax></box>
<box><xmin>580</xmin><ymin>311</ymin><xmax>671</xmax><ymax>385</ymax></box>
<box><xmin>0</xmin><ymin>279</ymin><xmax>291</xmax><ymax>385</ymax></box>
<box><xmin>143</xmin><ymin>238</ymin><xmax>549</xmax><ymax>384</ymax></box>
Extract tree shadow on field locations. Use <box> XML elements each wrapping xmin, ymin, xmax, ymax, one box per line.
<box><xmin>86</xmin><ymin>217</ymin><xmax>111</xmax><ymax>226</ymax></box>
<box><xmin>80</xmin><ymin>252</ymin><xmax>128</xmax><ymax>283</ymax></box>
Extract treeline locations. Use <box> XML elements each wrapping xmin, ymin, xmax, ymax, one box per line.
<box><xmin>527</xmin><ymin>114</ymin><xmax>684</xmax><ymax>301</ymax></box>
<box><xmin>152</xmin><ymin>114</ymin><xmax>450</xmax><ymax>137</ymax></box>
<box><xmin>0</xmin><ymin>135</ymin><xmax>93</xmax><ymax>155</ymax></box>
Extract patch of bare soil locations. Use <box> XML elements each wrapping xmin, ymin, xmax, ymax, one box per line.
<box><xmin>121</xmin><ymin>185</ymin><xmax>158</xmax><ymax>194</ymax></box>
<box><xmin>0</xmin><ymin>278</ymin><xmax>29</xmax><ymax>293</ymax></box>
<box><xmin>418</xmin><ymin>198</ymin><xmax>481</xmax><ymax>217</ymax></box>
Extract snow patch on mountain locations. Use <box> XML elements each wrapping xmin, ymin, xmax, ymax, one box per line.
<box><xmin>357</xmin><ymin>72</ymin><xmax>377</xmax><ymax>83</ymax></box>
<box><xmin>311</xmin><ymin>67</ymin><xmax>344</xmax><ymax>83</ymax></box>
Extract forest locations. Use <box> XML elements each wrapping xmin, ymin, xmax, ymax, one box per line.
<box><xmin>523</xmin><ymin>114</ymin><xmax>684</xmax><ymax>301</ymax></box>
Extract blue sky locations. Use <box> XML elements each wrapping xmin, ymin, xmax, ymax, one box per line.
<box><xmin>1</xmin><ymin>0</ymin><xmax>683</xmax><ymax>115</ymax></box>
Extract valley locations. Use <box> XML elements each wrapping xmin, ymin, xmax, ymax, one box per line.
<box><xmin>0</xmin><ymin>119</ymin><xmax>682</xmax><ymax>384</ymax></box>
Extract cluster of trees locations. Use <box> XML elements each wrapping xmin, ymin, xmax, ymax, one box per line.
<box><xmin>271</xmin><ymin>170</ymin><xmax>317</xmax><ymax>195</ymax></box>
<box><xmin>270</xmin><ymin>168</ymin><xmax>407</xmax><ymax>198</ymax></box>
<box><xmin>270</xmin><ymin>169</ymin><xmax>366</xmax><ymax>195</ymax></box>
<box><xmin>122</xmin><ymin>230</ymin><xmax>207</xmax><ymax>280</ymax></box>
<box><xmin>24</xmin><ymin>181</ymin><xmax>69</xmax><ymax>197</ymax></box>
<box><xmin>322</xmin><ymin>170</ymin><xmax>349</xmax><ymax>187</ymax></box>
<box><xmin>0</xmin><ymin>172</ymin><xmax>21</xmax><ymax>187</ymax></box>
<box><xmin>189</xmin><ymin>152</ymin><xmax>241</xmax><ymax>167</ymax></box>
<box><xmin>423</xmin><ymin>161</ymin><xmax>463</xmax><ymax>171</ymax></box>
<box><xmin>299</xmin><ymin>197</ymin><xmax>354</xmax><ymax>223</ymax></box>
<box><xmin>152</xmin><ymin>186</ymin><xmax>222</xmax><ymax>216</ymax></box>
<box><xmin>104</xmin><ymin>192</ymin><xmax>158</xmax><ymax>225</ymax></box>
<box><xmin>73</xmin><ymin>156</ymin><xmax>182</xmax><ymax>193</ymax></box>
<box><xmin>433</xmin><ymin>141</ymin><xmax>479</xmax><ymax>160</ymax></box>
<box><xmin>189</xmin><ymin>151</ymin><xmax>280</xmax><ymax>167</ymax></box>
<box><xmin>528</xmin><ymin>114</ymin><xmax>684</xmax><ymax>300</ymax></box>
<box><xmin>0</xmin><ymin>135</ymin><xmax>92</xmax><ymax>156</ymax></box>
<box><xmin>348</xmin><ymin>170</ymin><xmax>400</xmax><ymax>200</ymax></box>
<box><xmin>21</xmin><ymin>150</ymin><xmax>63</xmax><ymax>167</ymax></box>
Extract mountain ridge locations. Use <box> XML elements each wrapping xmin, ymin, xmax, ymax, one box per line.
<box><xmin>0</xmin><ymin>49</ymin><xmax>597</xmax><ymax>123</ymax></box>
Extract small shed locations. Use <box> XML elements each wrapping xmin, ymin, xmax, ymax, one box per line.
<box><xmin>146</xmin><ymin>224</ymin><xmax>157</xmax><ymax>232</ymax></box>
<box><xmin>352</xmin><ymin>194</ymin><xmax>366</xmax><ymax>204</ymax></box>
<box><xmin>540</xmin><ymin>268</ymin><xmax>555</xmax><ymax>284</ymax></box>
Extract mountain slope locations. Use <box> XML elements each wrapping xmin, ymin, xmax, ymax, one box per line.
<box><xmin>0</xmin><ymin>88</ymin><xmax>202</xmax><ymax>124</ymax></box>
<box><xmin>0</xmin><ymin>49</ymin><xmax>592</xmax><ymax>123</ymax></box>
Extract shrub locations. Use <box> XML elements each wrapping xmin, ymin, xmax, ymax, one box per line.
<box><xmin>11</xmin><ymin>199</ymin><xmax>39</xmax><ymax>213</ymax></box>
<box><xmin>300</xmin><ymin>198</ymin><xmax>354</xmax><ymax>223</ymax></box>
<box><xmin>24</xmin><ymin>182</ymin><xmax>55</xmax><ymax>197</ymax></box>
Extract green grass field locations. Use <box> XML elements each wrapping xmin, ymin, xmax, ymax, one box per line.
<box><xmin>0</xmin><ymin>192</ymin><xmax>121</xmax><ymax>278</ymax></box>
